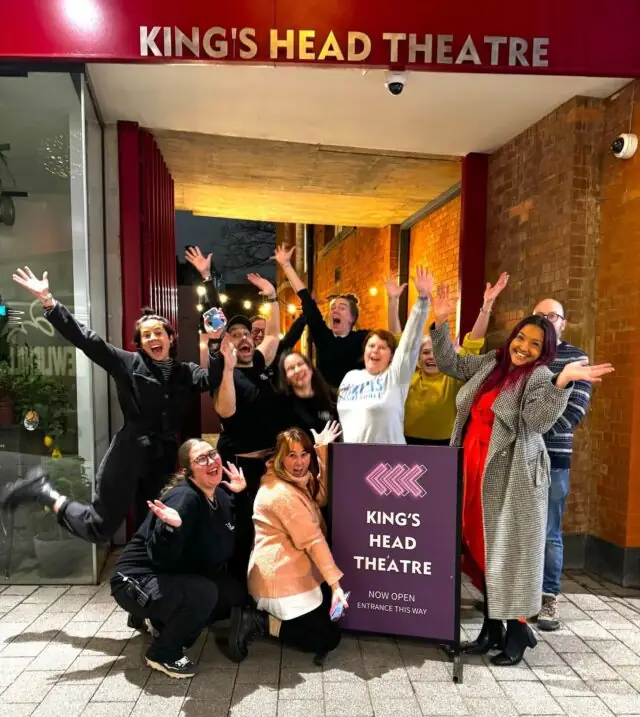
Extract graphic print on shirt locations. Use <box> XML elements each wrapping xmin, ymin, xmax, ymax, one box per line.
<box><xmin>364</xmin><ymin>462</ymin><xmax>428</xmax><ymax>499</ymax></box>
<box><xmin>339</xmin><ymin>375</ymin><xmax>386</xmax><ymax>403</ymax></box>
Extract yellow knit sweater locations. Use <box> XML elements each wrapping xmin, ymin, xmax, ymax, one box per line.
<box><xmin>403</xmin><ymin>333</ymin><xmax>485</xmax><ymax>441</ymax></box>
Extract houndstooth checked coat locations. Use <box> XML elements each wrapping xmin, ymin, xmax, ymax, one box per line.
<box><xmin>430</xmin><ymin>322</ymin><xmax>572</xmax><ymax>619</ymax></box>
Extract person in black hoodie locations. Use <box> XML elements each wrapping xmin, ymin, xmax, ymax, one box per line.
<box><xmin>111</xmin><ymin>438</ymin><xmax>248</xmax><ymax>678</ymax></box>
<box><xmin>274</xmin><ymin>244</ymin><xmax>369</xmax><ymax>388</ymax></box>
<box><xmin>277</xmin><ymin>351</ymin><xmax>338</xmax><ymax>441</ymax></box>
<box><xmin>0</xmin><ymin>266</ymin><xmax>225</xmax><ymax>546</ymax></box>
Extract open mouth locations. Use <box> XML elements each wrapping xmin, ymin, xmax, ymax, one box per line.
<box><xmin>206</xmin><ymin>464</ymin><xmax>220</xmax><ymax>477</ymax></box>
<box><xmin>512</xmin><ymin>349</ymin><xmax>529</xmax><ymax>361</ymax></box>
<box><xmin>150</xmin><ymin>345</ymin><xmax>164</xmax><ymax>357</ymax></box>
<box><xmin>332</xmin><ymin>316</ymin><xmax>342</xmax><ymax>328</ymax></box>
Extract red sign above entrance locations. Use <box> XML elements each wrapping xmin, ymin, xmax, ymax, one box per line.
<box><xmin>1</xmin><ymin>0</ymin><xmax>639</xmax><ymax>77</ymax></box>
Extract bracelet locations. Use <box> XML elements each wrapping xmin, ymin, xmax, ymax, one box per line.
<box><xmin>264</xmin><ymin>295</ymin><xmax>278</xmax><ymax>303</ymax></box>
<box><xmin>40</xmin><ymin>293</ymin><xmax>55</xmax><ymax>309</ymax></box>
<box><xmin>480</xmin><ymin>305</ymin><xmax>492</xmax><ymax>315</ymax></box>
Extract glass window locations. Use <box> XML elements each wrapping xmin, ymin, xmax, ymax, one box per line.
<box><xmin>0</xmin><ymin>71</ymin><xmax>106</xmax><ymax>583</ymax></box>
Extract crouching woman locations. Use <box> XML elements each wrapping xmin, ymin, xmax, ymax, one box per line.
<box><xmin>228</xmin><ymin>422</ymin><xmax>347</xmax><ymax>665</ymax></box>
<box><xmin>110</xmin><ymin>439</ymin><xmax>248</xmax><ymax>678</ymax></box>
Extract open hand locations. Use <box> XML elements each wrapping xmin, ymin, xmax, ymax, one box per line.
<box><xmin>221</xmin><ymin>463</ymin><xmax>247</xmax><ymax>493</ymax></box>
<box><xmin>384</xmin><ymin>278</ymin><xmax>408</xmax><ymax>300</ymax></box>
<box><xmin>13</xmin><ymin>267</ymin><xmax>50</xmax><ymax>301</ymax></box>
<box><xmin>147</xmin><ymin>499</ymin><xmax>182</xmax><ymax>528</ymax></box>
<box><xmin>412</xmin><ymin>265</ymin><xmax>434</xmax><ymax>299</ymax></box>
<box><xmin>273</xmin><ymin>244</ymin><xmax>295</xmax><ymax>267</ymax></box>
<box><xmin>247</xmin><ymin>273</ymin><xmax>276</xmax><ymax>298</ymax></box>
<box><xmin>432</xmin><ymin>284</ymin><xmax>454</xmax><ymax>326</ymax></box>
<box><xmin>484</xmin><ymin>272</ymin><xmax>509</xmax><ymax>306</ymax></box>
<box><xmin>185</xmin><ymin>246</ymin><xmax>212</xmax><ymax>278</ymax></box>
<box><xmin>311</xmin><ymin>420</ymin><xmax>342</xmax><ymax>447</ymax></box>
<box><xmin>557</xmin><ymin>359</ymin><xmax>614</xmax><ymax>389</ymax></box>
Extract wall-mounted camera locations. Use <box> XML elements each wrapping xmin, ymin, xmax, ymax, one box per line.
<box><xmin>385</xmin><ymin>71</ymin><xmax>407</xmax><ymax>96</ymax></box>
<box><xmin>611</xmin><ymin>133</ymin><xmax>638</xmax><ymax>160</ymax></box>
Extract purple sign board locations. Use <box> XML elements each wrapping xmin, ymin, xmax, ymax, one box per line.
<box><xmin>330</xmin><ymin>443</ymin><xmax>461</xmax><ymax>643</ymax></box>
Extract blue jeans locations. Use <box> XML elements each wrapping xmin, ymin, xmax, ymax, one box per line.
<box><xmin>543</xmin><ymin>468</ymin><xmax>570</xmax><ymax>595</ymax></box>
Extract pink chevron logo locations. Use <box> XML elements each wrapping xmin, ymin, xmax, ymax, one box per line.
<box><xmin>364</xmin><ymin>463</ymin><xmax>427</xmax><ymax>499</ymax></box>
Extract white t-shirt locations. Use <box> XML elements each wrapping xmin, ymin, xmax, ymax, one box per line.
<box><xmin>337</xmin><ymin>297</ymin><xmax>430</xmax><ymax>444</ymax></box>
<box><xmin>257</xmin><ymin>587</ymin><xmax>323</xmax><ymax>620</ymax></box>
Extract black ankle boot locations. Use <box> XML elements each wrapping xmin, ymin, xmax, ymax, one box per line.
<box><xmin>0</xmin><ymin>466</ymin><xmax>61</xmax><ymax>512</ymax></box>
<box><xmin>463</xmin><ymin>617</ymin><xmax>506</xmax><ymax>655</ymax></box>
<box><xmin>491</xmin><ymin>621</ymin><xmax>537</xmax><ymax>666</ymax></box>
<box><xmin>228</xmin><ymin>606</ymin><xmax>268</xmax><ymax>663</ymax></box>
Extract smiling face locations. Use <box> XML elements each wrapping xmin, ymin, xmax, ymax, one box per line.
<box><xmin>419</xmin><ymin>336</ymin><xmax>439</xmax><ymax>375</ymax></box>
<box><xmin>509</xmin><ymin>323</ymin><xmax>545</xmax><ymax>367</ymax></box>
<box><xmin>329</xmin><ymin>298</ymin><xmax>355</xmax><ymax>337</ymax></box>
<box><xmin>188</xmin><ymin>441</ymin><xmax>223</xmax><ymax>496</ymax></box>
<box><xmin>251</xmin><ymin>318</ymin><xmax>266</xmax><ymax>345</ymax></box>
<box><xmin>227</xmin><ymin>324</ymin><xmax>255</xmax><ymax>366</ymax></box>
<box><xmin>138</xmin><ymin>319</ymin><xmax>173</xmax><ymax>361</ymax></box>
<box><xmin>283</xmin><ymin>352</ymin><xmax>313</xmax><ymax>393</ymax></box>
<box><xmin>282</xmin><ymin>440</ymin><xmax>311</xmax><ymax>478</ymax></box>
<box><xmin>364</xmin><ymin>334</ymin><xmax>393</xmax><ymax>375</ymax></box>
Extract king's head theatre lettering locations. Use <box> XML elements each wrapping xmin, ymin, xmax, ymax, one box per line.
<box><xmin>140</xmin><ymin>27</ymin><xmax>550</xmax><ymax>69</ymax></box>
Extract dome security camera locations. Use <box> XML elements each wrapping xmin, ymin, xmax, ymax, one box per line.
<box><xmin>611</xmin><ymin>133</ymin><xmax>638</xmax><ymax>159</ymax></box>
<box><xmin>385</xmin><ymin>71</ymin><xmax>407</xmax><ymax>96</ymax></box>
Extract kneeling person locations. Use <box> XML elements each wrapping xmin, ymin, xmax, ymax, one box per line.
<box><xmin>111</xmin><ymin>439</ymin><xmax>248</xmax><ymax>678</ymax></box>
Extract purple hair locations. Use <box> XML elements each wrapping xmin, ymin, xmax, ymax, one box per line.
<box><xmin>477</xmin><ymin>315</ymin><xmax>557</xmax><ymax>398</ymax></box>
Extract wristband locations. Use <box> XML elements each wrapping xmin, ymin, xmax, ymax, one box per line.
<box><xmin>480</xmin><ymin>305</ymin><xmax>492</xmax><ymax>315</ymax></box>
<box><xmin>264</xmin><ymin>295</ymin><xmax>278</xmax><ymax>303</ymax></box>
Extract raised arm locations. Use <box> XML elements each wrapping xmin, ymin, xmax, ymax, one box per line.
<box><xmin>13</xmin><ymin>267</ymin><xmax>132</xmax><ymax>377</ymax></box>
<box><xmin>279</xmin><ymin>313</ymin><xmax>307</xmax><ymax>353</ymax></box>
<box><xmin>214</xmin><ymin>336</ymin><xmax>238</xmax><ymax>419</ymax></box>
<box><xmin>524</xmin><ymin>359</ymin><xmax>614</xmax><ymax>434</ymax></box>
<box><xmin>247</xmin><ymin>273</ymin><xmax>280</xmax><ymax>367</ymax></box>
<box><xmin>185</xmin><ymin>245</ymin><xmax>222</xmax><ymax>307</ymax></box>
<box><xmin>274</xmin><ymin>244</ymin><xmax>333</xmax><ymax>347</ymax></box>
<box><xmin>429</xmin><ymin>284</ymin><xmax>490</xmax><ymax>381</ymax></box>
<box><xmin>311</xmin><ymin>421</ymin><xmax>342</xmax><ymax>508</ymax></box>
<box><xmin>385</xmin><ymin>278</ymin><xmax>407</xmax><ymax>335</ymax></box>
<box><xmin>389</xmin><ymin>267</ymin><xmax>432</xmax><ymax>385</ymax></box>
<box><xmin>468</xmin><ymin>271</ymin><xmax>509</xmax><ymax>341</ymax></box>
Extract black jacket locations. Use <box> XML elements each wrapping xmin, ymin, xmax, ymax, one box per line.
<box><xmin>112</xmin><ymin>479</ymin><xmax>236</xmax><ymax>581</ymax></box>
<box><xmin>45</xmin><ymin>302</ymin><xmax>220</xmax><ymax>438</ymax></box>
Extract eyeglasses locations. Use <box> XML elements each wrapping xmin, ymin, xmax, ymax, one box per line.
<box><xmin>535</xmin><ymin>311</ymin><xmax>564</xmax><ymax>322</ymax></box>
<box><xmin>192</xmin><ymin>451</ymin><xmax>219</xmax><ymax>466</ymax></box>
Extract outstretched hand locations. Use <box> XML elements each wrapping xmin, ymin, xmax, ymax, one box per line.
<box><xmin>384</xmin><ymin>278</ymin><xmax>408</xmax><ymax>299</ymax></box>
<box><xmin>247</xmin><ymin>273</ymin><xmax>276</xmax><ymax>298</ymax></box>
<box><xmin>412</xmin><ymin>265</ymin><xmax>434</xmax><ymax>299</ymax></box>
<box><xmin>484</xmin><ymin>272</ymin><xmax>510</xmax><ymax>306</ymax></box>
<box><xmin>221</xmin><ymin>463</ymin><xmax>247</xmax><ymax>493</ymax></box>
<box><xmin>557</xmin><ymin>358</ymin><xmax>614</xmax><ymax>389</ymax></box>
<box><xmin>13</xmin><ymin>267</ymin><xmax>50</xmax><ymax>301</ymax></box>
<box><xmin>311</xmin><ymin>420</ymin><xmax>342</xmax><ymax>447</ymax></box>
<box><xmin>147</xmin><ymin>499</ymin><xmax>182</xmax><ymax>528</ymax></box>
<box><xmin>185</xmin><ymin>246</ymin><xmax>212</xmax><ymax>277</ymax></box>
<box><xmin>273</xmin><ymin>244</ymin><xmax>295</xmax><ymax>267</ymax></box>
<box><xmin>432</xmin><ymin>284</ymin><xmax>454</xmax><ymax>326</ymax></box>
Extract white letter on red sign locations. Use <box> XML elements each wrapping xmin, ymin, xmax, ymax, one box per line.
<box><xmin>509</xmin><ymin>37</ymin><xmax>529</xmax><ymax>66</ymax></box>
<box><xmin>270</xmin><ymin>29</ymin><xmax>295</xmax><ymax>60</ymax></box>
<box><xmin>484</xmin><ymin>36</ymin><xmax>507</xmax><ymax>66</ymax></box>
<box><xmin>408</xmin><ymin>34</ymin><xmax>433</xmax><ymax>64</ymax></box>
<box><xmin>455</xmin><ymin>35</ymin><xmax>481</xmax><ymax>65</ymax></box>
<box><xmin>533</xmin><ymin>38</ymin><xmax>549</xmax><ymax>67</ymax></box>
<box><xmin>140</xmin><ymin>26</ymin><xmax>162</xmax><ymax>57</ymax></box>
<box><xmin>348</xmin><ymin>31</ymin><xmax>371</xmax><ymax>62</ymax></box>
<box><xmin>203</xmin><ymin>27</ymin><xmax>228</xmax><ymax>59</ymax></box>
<box><xmin>239</xmin><ymin>28</ymin><xmax>258</xmax><ymax>59</ymax></box>
<box><xmin>175</xmin><ymin>27</ymin><xmax>200</xmax><ymax>57</ymax></box>
<box><xmin>383</xmin><ymin>33</ymin><xmax>407</xmax><ymax>63</ymax></box>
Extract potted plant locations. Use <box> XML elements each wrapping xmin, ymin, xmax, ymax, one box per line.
<box><xmin>31</xmin><ymin>454</ymin><xmax>92</xmax><ymax>577</ymax></box>
<box><xmin>0</xmin><ymin>360</ymin><xmax>15</xmax><ymax>427</ymax></box>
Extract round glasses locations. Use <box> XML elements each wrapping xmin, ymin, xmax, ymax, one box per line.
<box><xmin>535</xmin><ymin>311</ymin><xmax>564</xmax><ymax>322</ymax></box>
<box><xmin>192</xmin><ymin>450</ymin><xmax>219</xmax><ymax>466</ymax></box>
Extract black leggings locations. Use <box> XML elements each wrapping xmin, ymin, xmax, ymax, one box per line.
<box><xmin>112</xmin><ymin>572</ymin><xmax>246</xmax><ymax>663</ymax></box>
<box><xmin>57</xmin><ymin>432</ymin><xmax>177</xmax><ymax>544</ymax></box>
<box><xmin>279</xmin><ymin>584</ymin><xmax>341</xmax><ymax>655</ymax></box>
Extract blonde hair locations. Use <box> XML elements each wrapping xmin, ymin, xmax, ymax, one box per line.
<box><xmin>272</xmin><ymin>429</ymin><xmax>320</xmax><ymax>501</ymax></box>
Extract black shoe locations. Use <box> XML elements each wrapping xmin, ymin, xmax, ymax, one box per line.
<box><xmin>0</xmin><ymin>466</ymin><xmax>60</xmax><ymax>512</ymax></box>
<box><xmin>313</xmin><ymin>651</ymin><xmax>328</xmax><ymax>666</ymax></box>
<box><xmin>127</xmin><ymin>613</ymin><xmax>145</xmax><ymax>631</ymax></box>
<box><xmin>228</xmin><ymin>607</ymin><xmax>268</xmax><ymax>663</ymax></box>
<box><xmin>463</xmin><ymin>618</ymin><xmax>506</xmax><ymax>655</ymax></box>
<box><xmin>491</xmin><ymin>623</ymin><xmax>537</xmax><ymax>666</ymax></box>
<box><xmin>145</xmin><ymin>654</ymin><xmax>198</xmax><ymax>679</ymax></box>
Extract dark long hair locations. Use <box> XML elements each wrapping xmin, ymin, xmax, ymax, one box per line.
<box><xmin>133</xmin><ymin>307</ymin><xmax>177</xmax><ymax>358</ymax></box>
<box><xmin>278</xmin><ymin>351</ymin><xmax>337</xmax><ymax>406</ymax></box>
<box><xmin>478</xmin><ymin>315</ymin><xmax>557</xmax><ymax>398</ymax></box>
<box><xmin>272</xmin><ymin>428</ymin><xmax>321</xmax><ymax>501</ymax></box>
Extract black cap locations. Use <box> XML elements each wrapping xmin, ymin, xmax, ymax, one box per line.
<box><xmin>226</xmin><ymin>315</ymin><xmax>252</xmax><ymax>332</ymax></box>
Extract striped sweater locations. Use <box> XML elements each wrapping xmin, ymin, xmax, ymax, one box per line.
<box><xmin>544</xmin><ymin>341</ymin><xmax>592</xmax><ymax>469</ymax></box>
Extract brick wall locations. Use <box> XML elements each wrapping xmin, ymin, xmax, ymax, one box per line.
<box><xmin>590</xmin><ymin>81</ymin><xmax>640</xmax><ymax>547</ymax></box>
<box><xmin>485</xmin><ymin>96</ymin><xmax>604</xmax><ymax>536</ymax></box>
<box><xmin>409</xmin><ymin>196</ymin><xmax>461</xmax><ymax>335</ymax></box>
<box><xmin>313</xmin><ymin>226</ymin><xmax>395</xmax><ymax>330</ymax></box>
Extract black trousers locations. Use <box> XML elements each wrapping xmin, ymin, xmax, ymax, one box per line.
<box><xmin>57</xmin><ymin>432</ymin><xmax>177</xmax><ymax>544</ymax></box>
<box><xmin>279</xmin><ymin>584</ymin><xmax>341</xmax><ymax>655</ymax></box>
<box><xmin>224</xmin><ymin>455</ymin><xmax>268</xmax><ymax>583</ymax></box>
<box><xmin>112</xmin><ymin>572</ymin><xmax>246</xmax><ymax>663</ymax></box>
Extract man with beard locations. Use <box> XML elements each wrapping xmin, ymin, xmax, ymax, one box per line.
<box><xmin>213</xmin><ymin>273</ymin><xmax>281</xmax><ymax>580</ymax></box>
